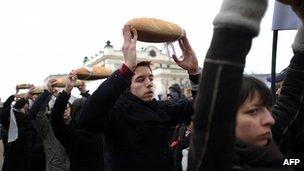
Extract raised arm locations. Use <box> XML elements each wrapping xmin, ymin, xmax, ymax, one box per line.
<box><xmin>29</xmin><ymin>79</ymin><xmax>56</xmax><ymax>120</ymax></box>
<box><xmin>188</xmin><ymin>0</ymin><xmax>268</xmax><ymax>170</ymax></box>
<box><xmin>78</xmin><ymin>25</ymin><xmax>138</xmax><ymax>133</ymax></box>
<box><xmin>29</xmin><ymin>79</ymin><xmax>57</xmax><ymax>139</ymax></box>
<box><xmin>271</xmin><ymin>0</ymin><xmax>304</xmax><ymax>159</ymax></box>
<box><xmin>0</xmin><ymin>95</ymin><xmax>16</xmax><ymax>130</ymax></box>
<box><xmin>50</xmin><ymin>72</ymin><xmax>75</xmax><ymax>145</ymax></box>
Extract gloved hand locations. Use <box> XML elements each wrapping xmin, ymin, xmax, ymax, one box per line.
<box><xmin>213</xmin><ymin>0</ymin><xmax>268</xmax><ymax>36</ymax></box>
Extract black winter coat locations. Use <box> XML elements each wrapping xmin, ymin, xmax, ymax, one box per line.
<box><xmin>188</xmin><ymin>26</ymin><xmax>299</xmax><ymax>171</ymax></box>
<box><xmin>78</xmin><ymin>70</ymin><xmax>195</xmax><ymax>171</ymax></box>
<box><xmin>50</xmin><ymin>91</ymin><xmax>104</xmax><ymax>171</ymax></box>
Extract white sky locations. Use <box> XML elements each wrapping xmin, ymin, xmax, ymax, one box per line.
<box><xmin>0</xmin><ymin>0</ymin><xmax>297</xmax><ymax>100</ymax></box>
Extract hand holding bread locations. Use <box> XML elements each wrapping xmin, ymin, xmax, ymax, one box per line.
<box><xmin>64</xmin><ymin>71</ymin><xmax>77</xmax><ymax>94</ymax></box>
<box><xmin>172</xmin><ymin>36</ymin><xmax>200</xmax><ymax>75</ymax></box>
<box><xmin>122</xmin><ymin>25</ymin><xmax>138</xmax><ymax>71</ymax></box>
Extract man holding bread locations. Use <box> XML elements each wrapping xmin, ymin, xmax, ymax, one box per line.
<box><xmin>78</xmin><ymin>25</ymin><xmax>200</xmax><ymax>170</ymax></box>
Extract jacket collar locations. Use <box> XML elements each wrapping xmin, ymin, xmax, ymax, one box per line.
<box><xmin>233</xmin><ymin>139</ymin><xmax>285</xmax><ymax>167</ymax></box>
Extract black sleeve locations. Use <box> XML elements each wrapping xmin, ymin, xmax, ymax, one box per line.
<box><xmin>78</xmin><ymin>70</ymin><xmax>130</xmax><ymax>133</ymax></box>
<box><xmin>80</xmin><ymin>90</ymin><xmax>90</xmax><ymax>98</ymax></box>
<box><xmin>189</xmin><ymin>74</ymin><xmax>200</xmax><ymax>98</ymax></box>
<box><xmin>161</xmin><ymin>100</ymin><xmax>193</xmax><ymax>126</ymax></box>
<box><xmin>50</xmin><ymin>90</ymin><xmax>70</xmax><ymax>145</ymax></box>
<box><xmin>0</xmin><ymin>95</ymin><xmax>15</xmax><ymax>130</ymax></box>
<box><xmin>272</xmin><ymin>53</ymin><xmax>304</xmax><ymax>156</ymax></box>
<box><xmin>29</xmin><ymin>91</ymin><xmax>51</xmax><ymax>120</ymax></box>
<box><xmin>188</xmin><ymin>28</ymin><xmax>254</xmax><ymax>171</ymax></box>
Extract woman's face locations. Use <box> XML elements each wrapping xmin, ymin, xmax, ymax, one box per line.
<box><xmin>235</xmin><ymin>92</ymin><xmax>275</xmax><ymax>147</ymax></box>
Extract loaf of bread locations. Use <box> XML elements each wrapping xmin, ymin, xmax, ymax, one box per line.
<box><xmin>75</xmin><ymin>66</ymin><xmax>112</xmax><ymax>80</ymax></box>
<box><xmin>53</xmin><ymin>77</ymin><xmax>84</xmax><ymax>87</ymax></box>
<box><xmin>15</xmin><ymin>93</ymin><xmax>27</xmax><ymax>99</ymax></box>
<box><xmin>31</xmin><ymin>86</ymin><xmax>44</xmax><ymax>95</ymax></box>
<box><xmin>126</xmin><ymin>18</ymin><xmax>184</xmax><ymax>43</ymax></box>
<box><xmin>16</xmin><ymin>84</ymin><xmax>34</xmax><ymax>89</ymax></box>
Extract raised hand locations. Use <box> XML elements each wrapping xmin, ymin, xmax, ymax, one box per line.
<box><xmin>65</xmin><ymin>71</ymin><xmax>77</xmax><ymax>94</ymax></box>
<box><xmin>47</xmin><ymin>78</ymin><xmax>57</xmax><ymax>94</ymax></box>
<box><xmin>172</xmin><ymin>36</ymin><xmax>200</xmax><ymax>75</ymax></box>
<box><xmin>25</xmin><ymin>85</ymin><xmax>35</xmax><ymax>100</ymax></box>
<box><xmin>122</xmin><ymin>25</ymin><xmax>138</xmax><ymax>71</ymax></box>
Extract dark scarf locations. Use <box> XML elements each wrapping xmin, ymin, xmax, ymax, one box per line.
<box><xmin>123</xmin><ymin>91</ymin><xmax>158</xmax><ymax>110</ymax></box>
<box><xmin>233</xmin><ymin>139</ymin><xmax>293</xmax><ymax>171</ymax></box>
<box><xmin>118</xmin><ymin>92</ymin><xmax>171</xmax><ymax>123</ymax></box>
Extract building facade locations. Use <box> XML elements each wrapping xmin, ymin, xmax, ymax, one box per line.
<box><xmin>83</xmin><ymin>41</ymin><xmax>191</xmax><ymax>100</ymax></box>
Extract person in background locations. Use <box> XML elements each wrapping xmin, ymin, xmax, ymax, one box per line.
<box><xmin>168</xmin><ymin>83</ymin><xmax>186</xmax><ymax>101</ymax></box>
<box><xmin>189</xmin><ymin>0</ymin><xmax>304</xmax><ymax>170</ymax></box>
<box><xmin>77</xmin><ymin>25</ymin><xmax>200</xmax><ymax>171</ymax></box>
<box><xmin>50</xmin><ymin>71</ymin><xmax>104</xmax><ymax>171</ymax></box>
<box><xmin>0</xmin><ymin>88</ymin><xmax>30</xmax><ymax>170</ymax></box>
<box><xmin>29</xmin><ymin>79</ymin><xmax>70</xmax><ymax>171</ymax></box>
<box><xmin>267</xmin><ymin>68</ymin><xmax>287</xmax><ymax>96</ymax></box>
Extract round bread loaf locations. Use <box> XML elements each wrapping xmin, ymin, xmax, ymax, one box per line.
<box><xmin>126</xmin><ymin>18</ymin><xmax>184</xmax><ymax>43</ymax></box>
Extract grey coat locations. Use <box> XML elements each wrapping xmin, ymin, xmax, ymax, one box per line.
<box><xmin>30</xmin><ymin>91</ymin><xmax>69</xmax><ymax>171</ymax></box>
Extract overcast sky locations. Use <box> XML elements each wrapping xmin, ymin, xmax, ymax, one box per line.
<box><xmin>0</xmin><ymin>0</ymin><xmax>297</xmax><ymax>100</ymax></box>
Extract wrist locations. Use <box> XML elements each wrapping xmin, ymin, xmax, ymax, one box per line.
<box><xmin>125</xmin><ymin>62</ymin><xmax>136</xmax><ymax>71</ymax></box>
<box><xmin>188</xmin><ymin>67</ymin><xmax>201</xmax><ymax>75</ymax></box>
<box><xmin>64</xmin><ymin>87</ymin><xmax>72</xmax><ymax>94</ymax></box>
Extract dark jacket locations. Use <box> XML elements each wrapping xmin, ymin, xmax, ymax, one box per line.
<box><xmin>232</xmin><ymin>139</ymin><xmax>289</xmax><ymax>171</ymax></box>
<box><xmin>78</xmin><ymin>69</ymin><xmax>197</xmax><ymax>171</ymax></box>
<box><xmin>188</xmin><ymin>25</ymin><xmax>299</xmax><ymax>170</ymax></box>
<box><xmin>0</xmin><ymin>95</ymin><xmax>15</xmax><ymax>157</ymax></box>
<box><xmin>0</xmin><ymin>95</ymin><xmax>29</xmax><ymax>171</ymax></box>
<box><xmin>50</xmin><ymin>91</ymin><xmax>104</xmax><ymax>171</ymax></box>
<box><xmin>30</xmin><ymin>91</ymin><xmax>69</xmax><ymax>171</ymax></box>
<box><xmin>271</xmin><ymin>54</ymin><xmax>304</xmax><ymax>171</ymax></box>
<box><xmin>27</xmin><ymin>99</ymin><xmax>46</xmax><ymax>171</ymax></box>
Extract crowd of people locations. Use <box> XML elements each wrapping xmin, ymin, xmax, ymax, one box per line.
<box><xmin>1</xmin><ymin>0</ymin><xmax>304</xmax><ymax>170</ymax></box>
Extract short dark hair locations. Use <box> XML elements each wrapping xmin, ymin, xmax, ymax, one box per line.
<box><xmin>134</xmin><ymin>61</ymin><xmax>152</xmax><ymax>72</ymax></box>
<box><xmin>236</xmin><ymin>76</ymin><xmax>272</xmax><ymax>109</ymax></box>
